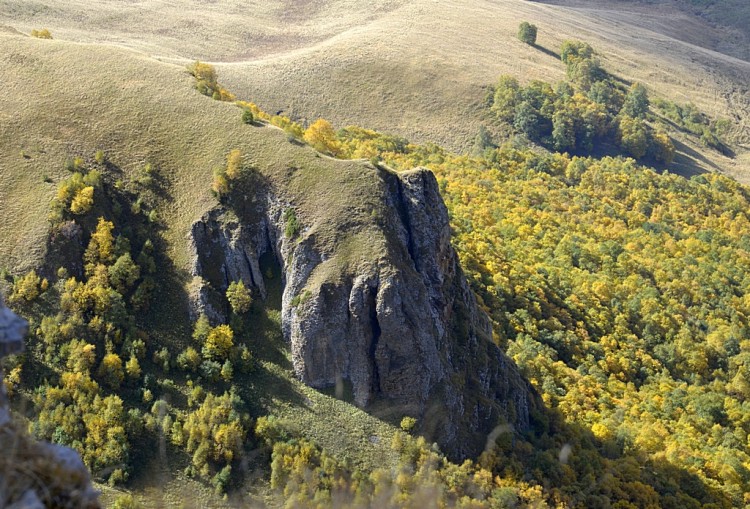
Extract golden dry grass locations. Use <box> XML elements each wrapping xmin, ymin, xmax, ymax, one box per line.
<box><xmin>0</xmin><ymin>34</ymin><xmax>391</xmax><ymax>276</ymax></box>
<box><xmin>1</xmin><ymin>0</ymin><xmax>748</xmax><ymax>180</ymax></box>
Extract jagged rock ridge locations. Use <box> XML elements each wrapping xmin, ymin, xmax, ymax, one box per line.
<box><xmin>189</xmin><ymin>165</ymin><xmax>538</xmax><ymax>459</ymax></box>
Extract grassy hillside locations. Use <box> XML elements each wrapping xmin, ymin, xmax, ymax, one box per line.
<box><xmin>0</xmin><ymin>33</ymin><xmax>408</xmax><ymax>507</ymax></box>
<box><xmin>1</xmin><ymin>0</ymin><xmax>748</xmax><ymax>181</ymax></box>
<box><xmin>0</xmin><ymin>34</ymin><xmax>388</xmax><ymax>275</ymax></box>
<box><xmin>535</xmin><ymin>0</ymin><xmax>750</xmax><ymax>61</ymax></box>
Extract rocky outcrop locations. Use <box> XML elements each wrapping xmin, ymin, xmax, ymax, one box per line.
<box><xmin>188</xmin><ymin>166</ymin><xmax>537</xmax><ymax>459</ymax></box>
<box><xmin>0</xmin><ymin>294</ymin><xmax>100</xmax><ymax>509</ymax></box>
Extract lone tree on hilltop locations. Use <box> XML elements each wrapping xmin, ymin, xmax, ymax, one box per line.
<box><xmin>518</xmin><ymin>22</ymin><xmax>538</xmax><ymax>45</ymax></box>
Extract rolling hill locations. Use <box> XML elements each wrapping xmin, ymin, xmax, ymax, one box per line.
<box><xmin>2</xmin><ymin>0</ymin><xmax>748</xmax><ymax>181</ymax></box>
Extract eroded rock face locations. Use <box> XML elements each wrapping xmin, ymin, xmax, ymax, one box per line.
<box><xmin>0</xmin><ymin>294</ymin><xmax>100</xmax><ymax>509</ymax></box>
<box><xmin>189</xmin><ymin>166</ymin><xmax>537</xmax><ymax>459</ymax></box>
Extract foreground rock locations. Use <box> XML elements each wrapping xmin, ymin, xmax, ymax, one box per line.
<box><xmin>189</xmin><ymin>165</ymin><xmax>538</xmax><ymax>459</ymax></box>
<box><xmin>0</xmin><ymin>294</ymin><xmax>100</xmax><ymax>509</ymax></box>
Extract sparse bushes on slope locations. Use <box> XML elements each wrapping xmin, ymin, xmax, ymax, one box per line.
<box><xmin>187</xmin><ymin>61</ymin><xmax>235</xmax><ymax>102</ymax></box>
<box><xmin>652</xmin><ymin>97</ymin><xmax>730</xmax><ymax>152</ymax></box>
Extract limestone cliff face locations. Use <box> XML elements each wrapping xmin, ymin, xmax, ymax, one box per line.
<box><xmin>189</xmin><ymin>166</ymin><xmax>537</xmax><ymax>459</ymax></box>
<box><xmin>0</xmin><ymin>295</ymin><xmax>100</xmax><ymax>509</ymax></box>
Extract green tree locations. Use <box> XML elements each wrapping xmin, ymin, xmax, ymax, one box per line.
<box><xmin>226</xmin><ymin>280</ymin><xmax>252</xmax><ymax>314</ymax></box>
<box><xmin>242</xmin><ymin>109</ymin><xmax>254</xmax><ymax>125</ymax></box>
<box><xmin>561</xmin><ymin>40</ymin><xmax>594</xmax><ymax>64</ymax></box>
<box><xmin>221</xmin><ymin>359</ymin><xmax>234</xmax><ymax>382</ymax></box>
<box><xmin>621</xmin><ymin>83</ymin><xmax>649</xmax><ymax>119</ymax></box>
<box><xmin>284</xmin><ymin>208</ymin><xmax>301</xmax><ymax>238</ymax></box>
<box><xmin>552</xmin><ymin>109</ymin><xmax>576</xmax><ymax>152</ymax></box>
<box><xmin>177</xmin><ymin>347</ymin><xmax>202</xmax><ymax>372</ymax></box>
<box><xmin>513</xmin><ymin>101</ymin><xmax>541</xmax><ymax>138</ymax></box>
<box><xmin>473</xmin><ymin>125</ymin><xmax>494</xmax><ymax>155</ymax></box>
<box><xmin>588</xmin><ymin>81</ymin><xmax>623</xmax><ymax>113</ymax></box>
<box><xmin>492</xmin><ymin>76</ymin><xmax>521</xmax><ymax>122</ymax></box>
<box><xmin>517</xmin><ymin>22</ymin><xmax>538</xmax><ymax>45</ymax></box>
<box><xmin>617</xmin><ymin>115</ymin><xmax>648</xmax><ymax>159</ymax></box>
<box><xmin>560</xmin><ymin>40</ymin><xmax>602</xmax><ymax>89</ymax></box>
<box><xmin>193</xmin><ymin>314</ymin><xmax>211</xmax><ymax>344</ymax></box>
<box><xmin>108</xmin><ymin>253</ymin><xmax>140</xmax><ymax>293</ymax></box>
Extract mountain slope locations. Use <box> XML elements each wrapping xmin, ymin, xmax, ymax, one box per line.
<box><xmin>2</xmin><ymin>0</ymin><xmax>748</xmax><ymax>181</ymax></box>
<box><xmin>0</xmin><ymin>31</ymin><xmax>537</xmax><ymax>500</ymax></box>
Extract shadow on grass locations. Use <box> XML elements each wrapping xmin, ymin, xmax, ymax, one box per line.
<box><xmin>532</xmin><ymin>43</ymin><xmax>561</xmax><ymax>60</ymax></box>
<box><xmin>671</xmin><ymin>137</ymin><xmax>720</xmax><ymax>174</ymax></box>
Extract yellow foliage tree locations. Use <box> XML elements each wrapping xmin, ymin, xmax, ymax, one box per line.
<box><xmin>70</xmin><ymin>186</ymin><xmax>94</xmax><ymax>214</ymax></box>
<box><xmin>651</xmin><ymin>130</ymin><xmax>675</xmax><ymax>165</ymax></box>
<box><xmin>12</xmin><ymin>270</ymin><xmax>46</xmax><ymax>302</ymax></box>
<box><xmin>125</xmin><ymin>356</ymin><xmax>141</xmax><ymax>380</ymax></box>
<box><xmin>203</xmin><ymin>324</ymin><xmax>234</xmax><ymax>360</ymax></box>
<box><xmin>97</xmin><ymin>353</ymin><xmax>124</xmax><ymax>389</ymax></box>
<box><xmin>86</xmin><ymin>217</ymin><xmax>115</xmax><ymax>265</ymax></box>
<box><xmin>225</xmin><ymin>149</ymin><xmax>242</xmax><ymax>180</ymax></box>
<box><xmin>304</xmin><ymin>119</ymin><xmax>340</xmax><ymax>156</ymax></box>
